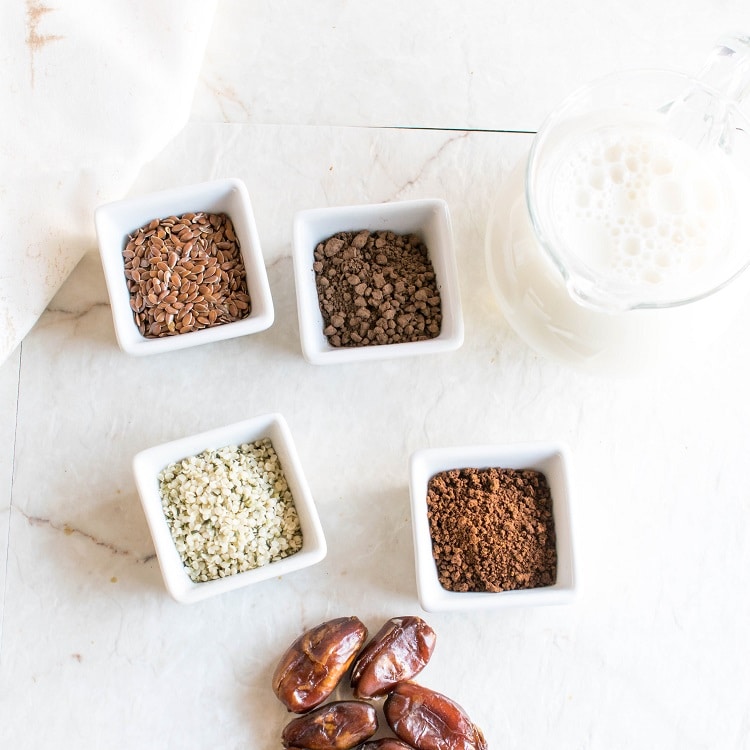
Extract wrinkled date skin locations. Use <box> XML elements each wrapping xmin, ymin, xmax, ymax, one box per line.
<box><xmin>351</xmin><ymin>616</ymin><xmax>437</xmax><ymax>698</ymax></box>
<box><xmin>273</xmin><ymin>617</ymin><xmax>368</xmax><ymax>713</ymax></box>
<box><xmin>281</xmin><ymin>700</ymin><xmax>378</xmax><ymax>750</ymax></box>
<box><xmin>359</xmin><ymin>740</ymin><xmax>415</xmax><ymax>750</ymax></box>
<box><xmin>384</xmin><ymin>682</ymin><xmax>487</xmax><ymax>750</ymax></box>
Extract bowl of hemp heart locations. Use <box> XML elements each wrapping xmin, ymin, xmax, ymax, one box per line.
<box><xmin>132</xmin><ymin>413</ymin><xmax>327</xmax><ymax>603</ymax></box>
<box><xmin>292</xmin><ymin>198</ymin><xmax>464</xmax><ymax>364</ymax></box>
<box><xmin>95</xmin><ymin>178</ymin><xmax>274</xmax><ymax>356</ymax></box>
<box><xmin>408</xmin><ymin>442</ymin><xmax>576</xmax><ymax>612</ymax></box>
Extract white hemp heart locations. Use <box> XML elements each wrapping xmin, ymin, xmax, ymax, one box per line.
<box><xmin>158</xmin><ymin>438</ymin><xmax>303</xmax><ymax>582</ymax></box>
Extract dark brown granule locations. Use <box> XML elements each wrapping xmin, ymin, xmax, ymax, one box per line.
<box><xmin>313</xmin><ymin>229</ymin><xmax>442</xmax><ymax>347</ymax></box>
<box><xmin>426</xmin><ymin>467</ymin><xmax>557</xmax><ymax>593</ymax></box>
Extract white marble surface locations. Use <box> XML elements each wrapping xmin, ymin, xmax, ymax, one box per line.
<box><xmin>193</xmin><ymin>0</ymin><xmax>748</xmax><ymax>131</ymax></box>
<box><xmin>4</xmin><ymin>3</ymin><xmax>750</xmax><ymax>749</ymax></box>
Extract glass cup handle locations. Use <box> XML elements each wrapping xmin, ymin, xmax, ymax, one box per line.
<box><xmin>696</xmin><ymin>33</ymin><xmax>750</xmax><ymax>105</ymax></box>
<box><xmin>664</xmin><ymin>33</ymin><xmax>750</xmax><ymax>152</ymax></box>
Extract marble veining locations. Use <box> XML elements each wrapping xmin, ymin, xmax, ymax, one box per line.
<box><xmin>18</xmin><ymin>508</ymin><xmax>156</xmax><ymax>566</ymax></box>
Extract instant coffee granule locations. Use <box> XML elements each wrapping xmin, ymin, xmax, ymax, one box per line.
<box><xmin>313</xmin><ymin>229</ymin><xmax>442</xmax><ymax>347</ymax></box>
<box><xmin>426</xmin><ymin>467</ymin><xmax>557</xmax><ymax>593</ymax></box>
<box><xmin>123</xmin><ymin>211</ymin><xmax>251</xmax><ymax>338</ymax></box>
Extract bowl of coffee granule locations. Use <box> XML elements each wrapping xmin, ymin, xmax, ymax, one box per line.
<box><xmin>292</xmin><ymin>199</ymin><xmax>464</xmax><ymax>364</ymax></box>
<box><xmin>96</xmin><ymin>178</ymin><xmax>274</xmax><ymax>356</ymax></box>
<box><xmin>408</xmin><ymin>442</ymin><xmax>576</xmax><ymax>612</ymax></box>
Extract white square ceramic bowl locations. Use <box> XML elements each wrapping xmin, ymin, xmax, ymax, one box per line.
<box><xmin>409</xmin><ymin>442</ymin><xmax>576</xmax><ymax>612</ymax></box>
<box><xmin>95</xmin><ymin>178</ymin><xmax>274</xmax><ymax>356</ymax></box>
<box><xmin>132</xmin><ymin>413</ymin><xmax>326</xmax><ymax>604</ymax></box>
<box><xmin>292</xmin><ymin>199</ymin><xmax>464</xmax><ymax>364</ymax></box>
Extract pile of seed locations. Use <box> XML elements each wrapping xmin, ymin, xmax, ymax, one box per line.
<box><xmin>426</xmin><ymin>467</ymin><xmax>557</xmax><ymax>593</ymax></box>
<box><xmin>158</xmin><ymin>439</ymin><xmax>303</xmax><ymax>583</ymax></box>
<box><xmin>313</xmin><ymin>229</ymin><xmax>442</xmax><ymax>347</ymax></box>
<box><xmin>123</xmin><ymin>211</ymin><xmax>251</xmax><ymax>338</ymax></box>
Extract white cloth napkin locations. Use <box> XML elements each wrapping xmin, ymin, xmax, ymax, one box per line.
<box><xmin>0</xmin><ymin>0</ymin><xmax>218</xmax><ymax>364</ymax></box>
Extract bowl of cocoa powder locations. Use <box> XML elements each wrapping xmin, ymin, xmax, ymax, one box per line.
<box><xmin>95</xmin><ymin>178</ymin><xmax>274</xmax><ymax>355</ymax></box>
<box><xmin>408</xmin><ymin>442</ymin><xmax>576</xmax><ymax>611</ymax></box>
<box><xmin>292</xmin><ymin>199</ymin><xmax>464</xmax><ymax>364</ymax></box>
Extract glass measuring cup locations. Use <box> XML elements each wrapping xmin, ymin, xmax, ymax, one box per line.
<box><xmin>485</xmin><ymin>34</ymin><xmax>750</xmax><ymax>374</ymax></box>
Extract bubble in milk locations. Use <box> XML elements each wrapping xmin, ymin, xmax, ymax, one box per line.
<box><xmin>545</xmin><ymin>122</ymin><xmax>732</xmax><ymax>290</ymax></box>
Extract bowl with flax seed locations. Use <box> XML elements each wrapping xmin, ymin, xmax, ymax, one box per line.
<box><xmin>408</xmin><ymin>442</ymin><xmax>577</xmax><ymax>612</ymax></box>
<box><xmin>95</xmin><ymin>178</ymin><xmax>274</xmax><ymax>355</ymax></box>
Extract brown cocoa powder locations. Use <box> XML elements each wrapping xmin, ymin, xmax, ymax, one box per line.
<box><xmin>426</xmin><ymin>467</ymin><xmax>557</xmax><ymax>593</ymax></box>
<box><xmin>313</xmin><ymin>229</ymin><xmax>442</xmax><ymax>347</ymax></box>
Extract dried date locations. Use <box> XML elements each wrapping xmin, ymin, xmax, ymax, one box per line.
<box><xmin>273</xmin><ymin>616</ymin><xmax>368</xmax><ymax>713</ymax></box>
<box><xmin>351</xmin><ymin>616</ymin><xmax>436</xmax><ymax>698</ymax></box>
<box><xmin>281</xmin><ymin>700</ymin><xmax>378</xmax><ymax>750</ymax></box>
<box><xmin>359</xmin><ymin>740</ymin><xmax>414</xmax><ymax>750</ymax></box>
<box><xmin>384</xmin><ymin>682</ymin><xmax>487</xmax><ymax>750</ymax></box>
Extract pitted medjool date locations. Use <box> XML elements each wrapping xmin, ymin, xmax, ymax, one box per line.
<box><xmin>351</xmin><ymin>616</ymin><xmax>436</xmax><ymax>698</ymax></box>
<box><xmin>281</xmin><ymin>700</ymin><xmax>378</xmax><ymax>749</ymax></box>
<box><xmin>272</xmin><ymin>617</ymin><xmax>368</xmax><ymax>713</ymax></box>
<box><xmin>384</xmin><ymin>682</ymin><xmax>487</xmax><ymax>750</ymax></box>
<box><xmin>359</xmin><ymin>740</ymin><xmax>414</xmax><ymax>750</ymax></box>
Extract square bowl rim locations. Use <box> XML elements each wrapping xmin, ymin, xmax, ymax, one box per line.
<box><xmin>292</xmin><ymin>197</ymin><xmax>464</xmax><ymax>365</ymax></box>
<box><xmin>132</xmin><ymin>412</ymin><xmax>326</xmax><ymax>604</ymax></box>
<box><xmin>95</xmin><ymin>177</ymin><xmax>274</xmax><ymax>356</ymax></box>
<box><xmin>408</xmin><ymin>441</ymin><xmax>577</xmax><ymax>612</ymax></box>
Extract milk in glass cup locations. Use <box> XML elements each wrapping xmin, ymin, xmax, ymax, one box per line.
<box><xmin>486</xmin><ymin>35</ymin><xmax>750</xmax><ymax>374</ymax></box>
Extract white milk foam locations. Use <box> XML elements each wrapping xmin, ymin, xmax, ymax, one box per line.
<box><xmin>541</xmin><ymin>119</ymin><xmax>736</xmax><ymax>297</ymax></box>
